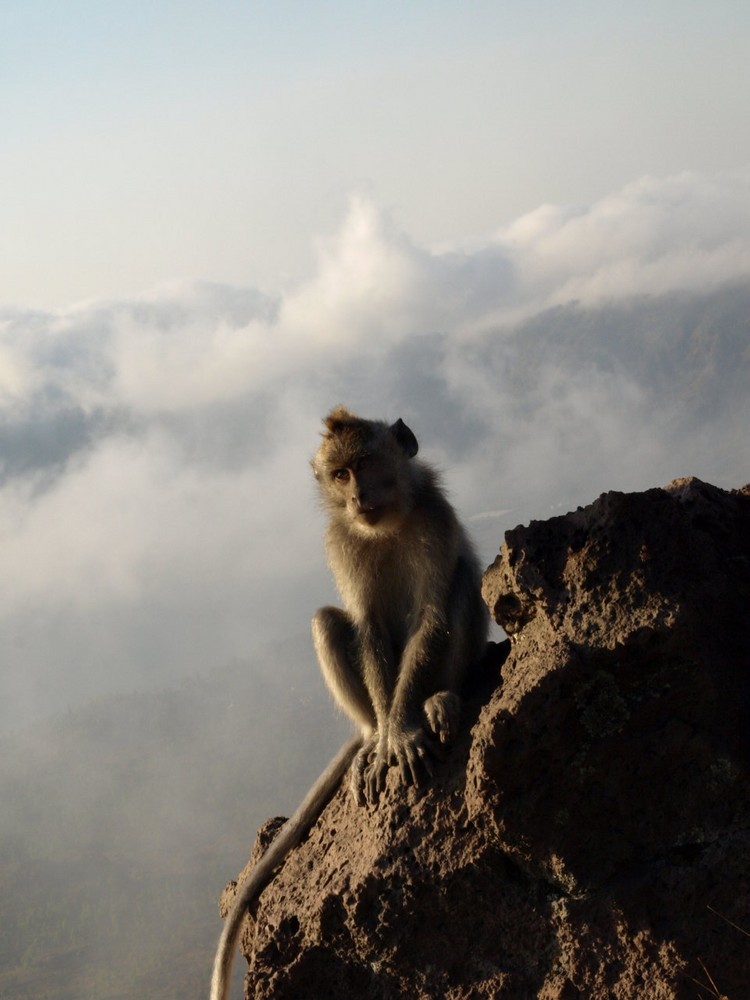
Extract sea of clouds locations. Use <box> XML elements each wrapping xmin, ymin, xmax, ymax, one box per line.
<box><xmin>1</xmin><ymin>169</ymin><xmax>749</xmax><ymax>732</ymax></box>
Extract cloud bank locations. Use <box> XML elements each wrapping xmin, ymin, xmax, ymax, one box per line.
<box><xmin>1</xmin><ymin>170</ymin><xmax>749</xmax><ymax>731</ymax></box>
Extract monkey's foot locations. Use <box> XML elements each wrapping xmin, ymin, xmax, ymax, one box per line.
<box><xmin>423</xmin><ymin>690</ymin><xmax>461</xmax><ymax>745</ymax></box>
<box><xmin>363</xmin><ymin>752</ymin><xmax>390</xmax><ymax>804</ymax></box>
<box><xmin>358</xmin><ymin>734</ymin><xmax>394</xmax><ymax>803</ymax></box>
<box><xmin>387</xmin><ymin>726</ymin><xmax>434</xmax><ymax>790</ymax></box>
<box><xmin>360</xmin><ymin>727</ymin><xmax>437</xmax><ymax>803</ymax></box>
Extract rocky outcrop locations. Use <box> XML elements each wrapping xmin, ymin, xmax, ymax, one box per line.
<box><xmin>221</xmin><ymin>478</ymin><xmax>750</xmax><ymax>999</ymax></box>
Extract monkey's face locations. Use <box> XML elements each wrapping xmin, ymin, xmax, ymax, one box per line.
<box><xmin>313</xmin><ymin>411</ymin><xmax>419</xmax><ymax>536</ymax></box>
<box><xmin>328</xmin><ymin>451</ymin><xmax>411</xmax><ymax>535</ymax></box>
<box><xmin>315</xmin><ymin>447</ymin><xmax>412</xmax><ymax>535</ymax></box>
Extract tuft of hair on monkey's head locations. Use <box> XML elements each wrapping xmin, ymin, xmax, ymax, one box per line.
<box><xmin>312</xmin><ymin>406</ymin><xmax>420</xmax><ymax>534</ymax></box>
<box><xmin>322</xmin><ymin>404</ymin><xmax>360</xmax><ymax>435</ymax></box>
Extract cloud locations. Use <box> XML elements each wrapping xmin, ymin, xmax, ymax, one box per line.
<box><xmin>1</xmin><ymin>169</ymin><xmax>748</xmax><ymax>731</ymax></box>
<box><xmin>494</xmin><ymin>169</ymin><xmax>750</xmax><ymax>317</ymax></box>
<box><xmin>282</xmin><ymin>195</ymin><xmax>516</xmax><ymax>348</ymax></box>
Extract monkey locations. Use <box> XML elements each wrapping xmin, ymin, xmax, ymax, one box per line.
<box><xmin>209</xmin><ymin>406</ymin><xmax>487</xmax><ymax>1000</ymax></box>
<box><xmin>310</xmin><ymin>405</ymin><xmax>489</xmax><ymax>803</ymax></box>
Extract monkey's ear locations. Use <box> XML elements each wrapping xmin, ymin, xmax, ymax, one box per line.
<box><xmin>390</xmin><ymin>418</ymin><xmax>418</xmax><ymax>458</ymax></box>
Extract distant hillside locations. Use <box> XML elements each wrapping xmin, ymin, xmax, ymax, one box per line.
<box><xmin>0</xmin><ymin>636</ymin><xmax>349</xmax><ymax>1000</ymax></box>
<box><xmin>475</xmin><ymin>281</ymin><xmax>750</xmax><ymax>514</ymax></box>
<box><xmin>502</xmin><ymin>282</ymin><xmax>750</xmax><ymax>420</ymax></box>
<box><xmin>349</xmin><ymin>279</ymin><xmax>750</xmax><ymax>512</ymax></box>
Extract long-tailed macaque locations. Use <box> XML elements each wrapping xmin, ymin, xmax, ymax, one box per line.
<box><xmin>210</xmin><ymin>407</ymin><xmax>487</xmax><ymax>1000</ymax></box>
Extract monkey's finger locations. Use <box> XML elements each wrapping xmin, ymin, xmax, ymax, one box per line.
<box><xmin>399</xmin><ymin>745</ymin><xmax>432</xmax><ymax>787</ymax></box>
<box><xmin>352</xmin><ymin>762</ymin><xmax>368</xmax><ymax>806</ymax></box>
<box><xmin>435</xmin><ymin>713</ymin><xmax>454</xmax><ymax>744</ymax></box>
<box><xmin>365</xmin><ymin>771</ymin><xmax>379</xmax><ymax>803</ymax></box>
<box><xmin>365</xmin><ymin>758</ymin><xmax>388</xmax><ymax>802</ymax></box>
<box><xmin>393</xmin><ymin>744</ymin><xmax>411</xmax><ymax>785</ymax></box>
<box><xmin>397</xmin><ymin>753</ymin><xmax>412</xmax><ymax>786</ymax></box>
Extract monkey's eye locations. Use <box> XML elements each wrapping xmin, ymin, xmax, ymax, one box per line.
<box><xmin>332</xmin><ymin>468</ymin><xmax>350</xmax><ymax>483</ymax></box>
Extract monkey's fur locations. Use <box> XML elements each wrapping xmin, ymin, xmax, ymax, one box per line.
<box><xmin>210</xmin><ymin>407</ymin><xmax>487</xmax><ymax>1000</ymax></box>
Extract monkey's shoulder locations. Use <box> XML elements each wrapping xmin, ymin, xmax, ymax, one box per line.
<box><xmin>410</xmin><ymin>466</ymin><xmax>460</xmax><ymax>527</ymax></box>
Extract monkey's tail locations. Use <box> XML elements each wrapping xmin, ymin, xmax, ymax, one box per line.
<box><xmin>209</xmin><ymin>736</ymin><xmax>362</xmax><ymax>1000</ymax></box>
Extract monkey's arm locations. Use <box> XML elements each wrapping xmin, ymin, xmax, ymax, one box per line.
<box><xmin>209</xmin><ymin>736</ymin><xmax>361</xmax><ymax>1000</ymax></box>
<box><xmin>358</xmin><ymin>616</ymin><xmax>396</xmax><ymax>730</ymax></box>
<box><xmin>388</xmin><ymin>608</ymin><xmax>452</xmax><ymax>774</ymax></box>
<box><xmin>362</xmin><ymin>603</ymin><xmax>452</xmax><ymax>799</ymax></box>
<box><xmin>354</xmin><ymin>616</ymin><xmax>399</xmax><ymax>800</ymax></box>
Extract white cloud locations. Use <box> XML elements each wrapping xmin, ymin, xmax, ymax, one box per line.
<box><xmin>494</xmin><ymin>170</ymin><xmax>750</xmax><ymax>317</ymax></box>
<box><xmin>1</xmin><ymin>169</ymin><xmax>748</xmax><ymax>731</ymax></box>
<box><xmin>280</xmin><ymin>194</ymin><xmax>516</xmax><ymax>353</ymax></box>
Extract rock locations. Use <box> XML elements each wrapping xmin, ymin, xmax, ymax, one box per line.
<box><xmin>224</xmin><ymin>478</ymin><xmax>750</xmax><ymax>999</ymax></box>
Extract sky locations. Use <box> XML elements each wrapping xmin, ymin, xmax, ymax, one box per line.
<box><xmin>3</xmin><ymin>0</ymin><xmax>750</xmax><ymax>307</ymax></box>
<box><xmin>1</xmin><ymin>1</ymin><xmax>750</xmax><ymax>733</ymax></box>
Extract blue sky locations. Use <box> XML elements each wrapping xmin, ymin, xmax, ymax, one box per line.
<box><xmin>3</xmin><ymin>0</ymin><xmax>750</xmax><ymax>307</ymax></box>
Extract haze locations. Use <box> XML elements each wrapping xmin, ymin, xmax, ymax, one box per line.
<box><xmin>1</xmin><ymin>6</ymin><xmax>750</xmax><ymax>997</ymax></box>
<box><xmin>1</xmin><ymin>1</ymin><xmax>750</xmax><ymax>734</ymax></box>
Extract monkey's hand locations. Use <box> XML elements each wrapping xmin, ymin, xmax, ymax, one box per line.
<box><xmin>423</xmin><ymin>690</ymin><xmax>462</xmax><ymax>745</ymax></box>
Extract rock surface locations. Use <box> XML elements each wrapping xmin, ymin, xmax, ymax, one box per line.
<box><xmin>220</xmin><ymin>478</ymin><xmax>750</xmax><ymax>1000</ymax></box>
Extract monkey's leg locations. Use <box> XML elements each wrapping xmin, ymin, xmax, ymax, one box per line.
<box><xmin>312</xmin><ymin>606</ymin><xmax>375</xmax><ymax>729</ymax></box>
<box><xmin>312</xmin><ymin>606</ymin><xmax>377</xmax><ymax>803</ymax></box>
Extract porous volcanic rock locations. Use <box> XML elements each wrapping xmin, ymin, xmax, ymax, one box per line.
<box><xmin>221</xmin><ymin>478</ymin><xmax>750</xmax><ymax>1000</ymax></box>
